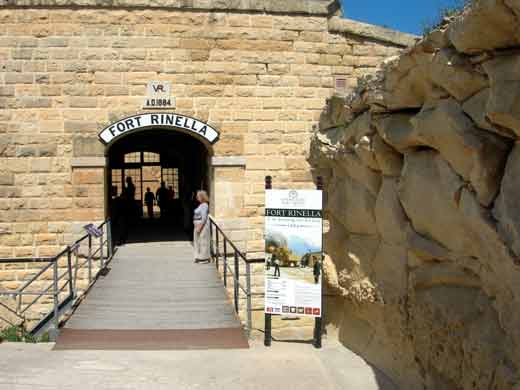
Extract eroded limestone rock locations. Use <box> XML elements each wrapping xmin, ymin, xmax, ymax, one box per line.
<box><xmin>383</xmin><ymin>50</ymin><xmax>445</xmax><ymax>110</ymax></box>
<box><xmin>462</xmin><ymin>88</ymin><xmax>517</xmax><ymax>139</ymax></box>
<box><xmin>372</xmin><ymin>134</ymin><xmax>403</xmax><ymax>176</ymax></box>
<box><xmin>310</xmin><ymin>3</ymin><xmax>520</xmax><ymax>388</ymax></box>
<box><xmin>448</xmin><ymin>0</ymin><xmax>520</xmax><ymax>54</ymax></box>
<box><xmin>336</xmin><ymin>151</ymin><xmax>381</xmax><ymax>196</ymax></box>
<box><xmin>484</xmin><ymin>55</ymin><xmax>520</xmax><ymax>137</ymax></box>
<box><xmin>398</xmin><ymin>150</ymin><xmax>480</xmax><ymax>257</ymax></box>
<box><xmin>319</xmin><ymin>96</ymin><xmax>350</xmax><ymax>131</ymax></box>
<box><xmin>373</xmin><ymin>113</ymin><xmax>418</xmax><ymax>152</ymax></box>
<box><xmin>493</xmin><ymin>144</ymin><xmax>520</xmax><ymax>257</ymax></box>
<box><xmin>375</xmin><ymin>178</ymin><xmax>407</xmax><ymax>245</ymax></box>
<box><xmin>328</xmin><ymin>175</ymin><xmax>378</xmax><ymax>235</ymax></box>
<box><xmin>410</xmin><ymin>99</ymin><xmax>510</xmax><ymax>206</ymax></box>
<box><xmin>430</xmin><ymin>47</ymin><xmax>488</xmax><ymax>101</ymax></box>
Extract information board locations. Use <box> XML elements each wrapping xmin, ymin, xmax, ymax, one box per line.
<box><xmin>264</xmin><ymin>189</ymin><xmax>323</xmax><ymax>318</ymax></box>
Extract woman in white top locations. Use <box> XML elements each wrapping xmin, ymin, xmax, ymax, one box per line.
<box><xmin>193</xmin><ymin>190</ymin><xmax>210</xmax><ymax>263</ymax></box>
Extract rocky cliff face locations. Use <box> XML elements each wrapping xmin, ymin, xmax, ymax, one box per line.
<box><xmin>310</xmin><ymin>2</ymin><xmax>520</xmax><ymax>389</ymax></box>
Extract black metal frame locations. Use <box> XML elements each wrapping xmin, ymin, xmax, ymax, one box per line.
<box><xmin>263</xmin><ymin>175</ymin><xmax>324</xmax><ymax>349</ymax></box>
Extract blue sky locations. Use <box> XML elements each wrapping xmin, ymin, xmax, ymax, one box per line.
<box><xmin>340</xmin><ymin>0</ymin><xmax>464</xmax><ymax>35</ymax></box>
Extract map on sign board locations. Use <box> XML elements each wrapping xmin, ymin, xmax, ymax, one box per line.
<box><xmin>143</xmin><ymin>81</ymin><xmax>176</xmax><ymax>109</ymax></box>
<box><xmin>84</xmin><ymin>224</ymin><xmax>103</xmax><ymax>238</ymax></box>
<box><xmin>264</xmin><ymin>190</ymin><xmax>323</xmax><ymax>318</ymax></box>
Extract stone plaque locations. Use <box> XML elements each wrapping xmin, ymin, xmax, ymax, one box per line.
<box><xmin>143</xmin><ymin>81</ymin><xmax>176</xmax><ymax>109</ymax></box>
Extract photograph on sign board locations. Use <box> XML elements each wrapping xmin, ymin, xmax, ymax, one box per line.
<box><xmin>265</xmin><ymin>230</ymin><xmax>322</xmax><ymax>285</ymax></box>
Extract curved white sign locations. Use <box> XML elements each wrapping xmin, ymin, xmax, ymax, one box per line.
<box><xmin>98</xmin><ymin>113</ymin><xmax>220</xmax><ymax>145</ymax></box>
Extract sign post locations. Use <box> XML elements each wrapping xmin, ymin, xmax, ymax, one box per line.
<box><xmin>263</xmin><ymin>176</ymin><xmax>324</xmax><ymax>348</ymax></box>
<box><xmin>264</xmin><ymin>176</ymin><xmax>273</xmax><ymax>347</ymax></box>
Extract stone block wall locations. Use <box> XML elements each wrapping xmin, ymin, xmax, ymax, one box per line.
<box><xmin>0</xmin><ymin>0</ymin><xmax>414</xmax><ymax>330</ymax></box>
<box><xmin>311</xmin><ymin>2</ymin><xmax>520</xmax><ymax>389</ymax></box>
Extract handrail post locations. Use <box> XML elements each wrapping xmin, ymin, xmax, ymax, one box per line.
<box><xmin>88</xmin><ymin>235</ymin><xmax>92</xmax><ymax>284</ymax></box>
<box><xmin>209</xmin><ymin>220</ymin><xmax>214</xmax><ymax>261</ymax></box>
<box><xmin>223</xmin><ymin>240</ymin><xmax>228</xmax><ymax>288</ymax></box>
<box><xmin>215</xmin><ymin>225</ymin><xmax>220</xmax><ymax>270</ymax></box>
<box><xmin>107</xmin><ymin>219</ymin><xmax>113</xmax><ymax>259</ymax></box>
<box><xmin>246</xmin><ymin>261</ymin><xmax>252</xmax><ymax>338</ymax></box>
<box><xmin>100</xmin><ymin>225</ymin><xmax>105</xmax><ymax>270</ymax></box>
<box><xmin>16</xmin><ymin>290</ymin><xmax>22</xmax><ymax>315</ymax></box>
<box><xmin>234</xmin><ymin>251</ymin><xmax>239</xmax><ymax>314</ymax></box>
<box><xmin>50</xmin><ymin>258</ymin><xmax>59</xmax><ymax>341</ymax></box>
<box><xmin>67</xmin><ymin>248</ymin><xmax>74</xmax><ymax>299</ymax></box>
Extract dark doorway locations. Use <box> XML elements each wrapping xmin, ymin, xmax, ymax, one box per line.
<box><xmin>106</xmin><ymin>129</ymin><xmax>210</xmax><ymax>244</ymax></box>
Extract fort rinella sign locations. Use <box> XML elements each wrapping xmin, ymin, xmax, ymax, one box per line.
<box><xmin>98</xmin><ymin>113</ymin><xmax>220</xmax><ymax>145</ymax></box>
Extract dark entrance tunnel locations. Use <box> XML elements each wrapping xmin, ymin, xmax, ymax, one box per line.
<box><xmin>106</xmin><ymin>129</ymin><xmax>211</xmax><ymax>244</ymax></box>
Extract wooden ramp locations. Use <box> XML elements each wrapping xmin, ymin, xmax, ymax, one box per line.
<box><xmin>54</xmin><ymin>241</ymin><xmax>248</xmax><ymax>350</ymax></box>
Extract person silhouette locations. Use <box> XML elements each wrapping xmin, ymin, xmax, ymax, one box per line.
<box><xmin>156</xmin><ymin>182</ymin><xmax>169</xmax><ymax>219</ymax></box>
<box><xmin>313</xmin><ymin>259</ymin><xmax>321</xmax><ymax>284</ymax></box>
<box><xmin>273</xmin><ymin>251</ymin><xmax>281</xmax><ymax>278</ymax></box>
<box><xmin>125</xmin><ymin>177</ymin><xmax>135</xmax><ymax>201</ymax></box>
<box><xmin>144</xmin><ymin>187</ymin><xmax>155</xmax><ymax>219</ymax></box>
<box><xmin>168</xmin><ymin>186</ymin><xmax>175</xmax><ymax>217</ymax></box>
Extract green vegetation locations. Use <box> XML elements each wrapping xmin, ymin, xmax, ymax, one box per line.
<box><xmin>421</xmin><ymin>0</ymin><xmax>472</xmax><ymax>35</ymax></box>
<box><xmin>0</xmin><ymin>325</ymin><xmax>50</xmax><ymax>343</ymax></box>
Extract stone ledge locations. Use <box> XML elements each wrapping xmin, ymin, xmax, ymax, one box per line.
<box><xmin>328</xmin><ymin>16</ymin><xmax>419</xmax><ymax>47</ymax></box>
<box><xmin>211</xmin><ymin>156</ymin><xmax>246</xmax><ymax>167</ymax></box>
<box><xmin>0</xmin><ymin>0</ymin><xmax>340</xmax><ymax>15</ymax></box>
<box><xmin>71</xmin><ymin>157</ymin><xmax>106</xmax><ymax>168</ymax></box>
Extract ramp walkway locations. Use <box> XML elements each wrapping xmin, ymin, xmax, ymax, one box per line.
<box><xmin>55</xmin><ymin>241</ymin><xmax>248</xmax><ymax>350</ymax></box>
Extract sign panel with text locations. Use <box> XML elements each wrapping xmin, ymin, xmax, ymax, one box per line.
<box><xmin>98</xmin><ymin>113</ymin><xmax>220</xmax><ymax>146</ymax></box>
<box><xmin>264</xmin><ymin>189</ymin><xmax>323</xmax><ymax>318</ymax></box>
<box><xmin>143</xmin><ymin>81</ymin><xmax>176</xmax><ymax>109</ymax></box>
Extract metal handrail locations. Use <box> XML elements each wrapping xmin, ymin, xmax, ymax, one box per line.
<box><xmin>209</xmin><ymin>216</ymin><xmax>264</xmax><ymax>338</ymax></box>
<box><xmin>0</xmin><ymin>219</ymin><xmax>113</xmax><ymax>339</ymax></box>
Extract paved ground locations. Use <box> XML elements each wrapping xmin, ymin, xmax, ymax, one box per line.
<box><xmin>56</xmin><ymin>240</ymin><xmax>247</xmax><ymax>349</ymax></box>
<box><xmin>0</xmin><ymin>339</ymin><xmax>397</xmax><ymax>390</ymax></box>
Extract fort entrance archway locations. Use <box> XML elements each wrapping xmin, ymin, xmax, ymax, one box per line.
<box><xmin>101</xmin><ymin>114</ymin><xmax>218</xmax><ymax>243</ymax></box>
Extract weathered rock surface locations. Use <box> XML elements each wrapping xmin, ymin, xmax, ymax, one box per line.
<box><xmin>448</xmin><ymin>0</ymin><xmax>520</xmax><ymax>53</ymax></box>
<box><xmin>319</xmin><ymin>96</ymin><xmax>350</xmax><ymax>131</ymax></box>
<box><xmin>483</xmin><ymin>55</ymin><xmax>520</xmax><ymax>137</ymax></box>
<box><xmin>375</xmin><ymin>178</ymin><xmax>407</xmax><ymax>245</ymax></box>
<box><xmin>430</xmin><ymin>47</ymin><xmax>488</xmax><ymax>101</ymax></box>
<box><xmin>410</xmin><ymin>99</ymin><xmax>510</xmax><ymax>206</ymax></box>
<box><xmin>372</xmin><ymin>135</ymin><xmax>403</xmax><ymax>176</ymax></box>
<box><xmin>462</xmin><ymin>87</ymin><xmax>517</xmax><ymax>139</ymax></box>
<box><xmin>399</xmin><ymin>150</ymin><xmax>480</xmax><ymax>256</ymax></box>
<box><xmin>335</xmin><ymin>152</ymin><xmax>381</xmax><ymax>196</ymax></box>
<box><xmin>311</xmin><ymin>3</ymin><xmax>520</xmax><ymax>389</ymax></box>
<box><xmin>327</xmin><ymin>175</ymin><xmax>378</xmax><ymax>235</ymax></box>
<box><xmin>373</xmin><ymin>113</ymin><xmax>418</xmax><ymax>152</ymax></box>
<box><xmin>383</xmin><ymin>51</ymin><xmax>440</xmax><ymax>110</ymax></box>
<box><xmin>493</xmin><ymin>144</ymin><xmax>520</xmax><ymax>257</ymax></box>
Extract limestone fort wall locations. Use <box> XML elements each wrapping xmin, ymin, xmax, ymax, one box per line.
<box><xmin>0</xmin><ymin>0</ymin><xmax>415</xmax><ymax>330</ymax></box>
